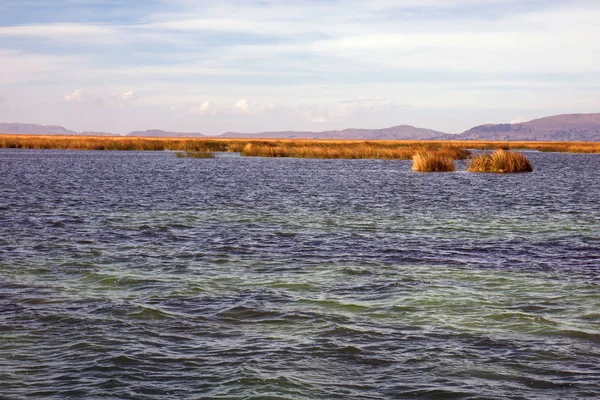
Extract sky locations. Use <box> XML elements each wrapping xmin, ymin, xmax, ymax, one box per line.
<box><xmin>0</xmin><ymin>0</ymin><xmax>599</xmax><ymax>135</ymax></box>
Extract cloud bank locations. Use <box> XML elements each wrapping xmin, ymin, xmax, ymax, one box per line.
<box><xmin>0</xmin><ymin>0</ymin><xmax>598</xmax><ymax>133</ymax></box>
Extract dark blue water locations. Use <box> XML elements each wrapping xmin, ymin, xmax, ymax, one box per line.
<box><xmin>1</xmin><ymin>149</ymin><xmax>599</xmax><ymax>399</ymax></box>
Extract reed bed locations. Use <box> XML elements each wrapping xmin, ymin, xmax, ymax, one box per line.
<box><xmin>445</xmin><ymin>141</ymin><xmax>600</xmax><ymax>153</ymax></box>
<box><xmin>1</xmin><ymin>134</ymin><xmax>599</xmax><ymax>158</ymax></box>
<box><xmin>0</xmin><ymin>135</ymin><xmax>231</xmax><ymax>152</ymax></box>
<box><xmin>239</xmin><ymin>141</ymin><xmax>471</xmax><ymax>160</ymax></box>
<box><xmin>0</xmin><ymin>135</ymin><xmax>473</xmax><ymax>160</ymax></box>
<box><xmin>468</xmin><ymin>149</ymin><xmax>533</xmax><ymax>173</ymax></box>
<box><xmin>412</xmin><ymin>150</ymin><xmax>456</xmax><ymax>172</ymax></box>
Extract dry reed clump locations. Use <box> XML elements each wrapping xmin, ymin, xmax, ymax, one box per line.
<box><xmin>412</xmin><ymin>150</ymin><xmax>456</xmax><ymax>172</ymax></box>
<box><xmin>467</xmin><ymin>149</ymin><xmax>533</xmax><ymax>173</ymax></box>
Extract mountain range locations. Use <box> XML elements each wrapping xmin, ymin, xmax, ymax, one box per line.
<box><xmin>1</xmin><ymin>113</ymin><xmax>599</xmax><ymax>141</ymax></box>
<box><xmin>126</xmin><ymin>125</ymin><xmax>447</xmax><ymax>140</ymax></box>
<box><xmin>449</xmin><ymin>113</ymin><xmax>600</xmax><ymax>141</ymax></box>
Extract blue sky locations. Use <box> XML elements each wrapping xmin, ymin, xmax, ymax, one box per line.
<box><xmin>0</xmin><ymin>0</ymin><xmax>599</xmax><ymax>134</ymax></box>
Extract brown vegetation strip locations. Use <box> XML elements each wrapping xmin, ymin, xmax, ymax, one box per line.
<box><xmin>1</xmin><ymin>134</ymin><xmax>599</xmax><ymax>158</ymax></box>
<box><xmin>0</xmin><ymin>135</ymin><xmax>470</xmax><ymax>159</ymax></box>
<box><xmin>238</xmin><ymin>141</ymin><xmax>470</xmax><ymax>159</ymax></box>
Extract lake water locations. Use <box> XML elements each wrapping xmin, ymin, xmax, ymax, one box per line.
<box><xmin>1</xmin><ymin>149</ymin><xmax>599</xmax><ymax>399</ymax></box>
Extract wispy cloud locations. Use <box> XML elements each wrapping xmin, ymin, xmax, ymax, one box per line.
<box><xmin>0</xmin><ymin>49</ymin><xmax>87</xmax><ymax>85</ymax></box>
<box><xmin>64</xmin><ymin>88</ymin><xmax>86</xmax><ymax>103</ymax></box>
<box><xmin>197</xmin><ymin>100</ymin><xmax>217</xmax><ymax>115</ymax></box>
<box><xmin>1</xmin><ymin>0</ymin><xmax>599</xmax><ymax>133</ymax></box>
<box><xmin>233</xmin><ymin>99</ymin><xmax>277</xmax><ymax>116</ymax></box>
<box><xmin>0</xmin><ymin>23</ymin><xmax>118</xmax><ymax>43</ymax></box>
<box><xmin>64</xmin><ymin>88</ymin><xmax>106</xmax><ymax>106</ymax></box>
<box><xmin>170</xmin><ymin>100</ymin><xmax>218</xmax><ymax>115</ymax></box>
<box><xmin>119</xmin><ymin>90</ymin><xmax>135</xmax><ymax>101</ymax></box>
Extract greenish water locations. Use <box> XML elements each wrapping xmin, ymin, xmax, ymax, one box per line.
<box><xmin>0</xmin><ymin>149</ymin><xmax>599</xmax><ymax>399</ymax></box>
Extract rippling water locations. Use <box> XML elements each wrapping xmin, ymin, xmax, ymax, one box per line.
<box><xmin>1</xmin><ymin>149</ymin><xmax>599</xmax><ymax>399</ymax></box>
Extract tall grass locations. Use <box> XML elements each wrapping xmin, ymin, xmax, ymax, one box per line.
<box><xmin>0</xmin><ymin>135</ymin><xmax>473</xmax><ymax>159</ymax></box>
<box><xmin>446</xmin><ymin>141</ymin><xmax>600</xmax><ymax>153</ymax></box>
<box><xmin>239</xmin><ymin>141</ymin><xmax>471</xmax><ymax>160</ymax></box>
<box><xmin>0</xmin><ymin>135</ymin><xmax>231</xmax><ymax>152</ymax></box>
<box><xmin>412</xmin><ymin>150</ymin><xmax>456</xmax><ymax>172</ymax></box>
<box><xmin>239</xmin><ymin>141</ymin><xmax>416</xmax><ymax>159</ymax></box>
<box><xmin>467</xmin><ymin>149</ymin><xmax>533</xmax><ymax>173</ymax></box>
<box><xmin>1</xmin><ymin>134</ymin><xmax>599</xmax><ymax>158</ymax></box>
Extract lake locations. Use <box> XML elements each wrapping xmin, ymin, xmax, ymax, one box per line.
<box><xmin>1</xmin><ymin>149</ymin><xmax>599</xmax><ymax>399</ymax></box>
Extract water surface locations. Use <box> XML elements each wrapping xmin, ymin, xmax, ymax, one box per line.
<box><xmin>1</xmin><ymin>150</ymin><xmax>599</xmax><ymax>399</ymax></box>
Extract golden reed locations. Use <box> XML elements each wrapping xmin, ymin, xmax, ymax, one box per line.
<box><xmin>239</xmin><ymin>141</ymin><xmax>471</xmax><ymax>159</ymax></box>
<box><xmin>468</xmin><ymin>149</ymin><xmax>533</xmax><ymax>173</ymax></box>
<box><xmin>0</xmin><ymin>135</ymin><xmax>472</xmax><ymax>159</ymax></box>
<box><xmin>1</xmin><ymin>134</ymin><xmax>598</xmax><ymax>158</ymax></box>
<box><xmin>412</xmin><ymin>150</ymin><xmax>456</xmax><ymax>172</ymax></box>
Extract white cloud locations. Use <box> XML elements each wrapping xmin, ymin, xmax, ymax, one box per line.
<box><xmin>64</xmin><ymin>88</ymin><xmax>140</xmax><ymax>107</ymax></box>
<box><xmin>169</xmin><ymin>100</ymin><xmax>218</xmax><ymax>115</ymax></box>
<box><xmin>102</xmin><ymin>63</ymin><xmax>290</xmax><ymax>79</ymax></box>
<box><xmin>111</xmin><ymin>90</ymin><xmax>139</xmax><ymax>104</ymax></box>
<box><xmin>171</xmin><ymin>96</ymin><xmax>390</xmax><ymax>124</ymax></box>
<box><xmin>297</xmin><ymin>98</ymin><xmax>401</xmax><ymax>123</ymax></box>
<box><xmin>145</xmin><ymin>18</ymin><xmax>294</xmax><ymax>36</ymax></box>
<box><xmin>198</xmin><ymin>100</ymin><xmax>217</xmax><ymax>115</ymax></box>
<box><xmin>209</xmin><ymin>3</ymin><xmax>600</xmax><ymax>77</ymax></box>
<box><xmin>120</xmin><ymin>90</ymin><xmax>135</xmax><ymax>101</ymax></box>
<box><xmin>234</xmin><ymin>99</ymin><xmax>277</xmax><ymax>115</ymax></box>
<box><xmin>64</xmin><ymin>88</ymin><xmax>105</xmax><ymax>106</ymax></box>
<box><xmin>0</xmin><ymin>49</ymin><xmax>86</xmax><ymax>85</ymax></box>
<box><xmin>64</xmin><ymin>88</ymin><xmax>85</xmax><ymax>103</ymax></box>
<box><xmin>234</xmin><ymin>99</ymin><xmax>249</xmax><ymax>114</ymax></box>
<box><xmin>300</xmin><ymin>104</ymin><xmax>333</xmax><ymax>123</ymax></box>
<box><xmin>167</xmin><ymin>95</ymin><xmax>399</xmax><ymax>124</ymax></box>
<box><xmin>361</xmin><ymin>0</ymin><xmax>534</xmax><ymax>9</ymax></box>
<box><xmin>3</xmin><ymin>0</ymin><xmax>600</xmax><ymax>134</ymax></box>
<box><xmin>340</xmin><ymin>96</ymin><xmax>388</xmax><ymax>104</ymax></box>
<box><xmin>0</xmin><ymin>23</ymin><xmax>118</xmax><ymax>43</ymax></box>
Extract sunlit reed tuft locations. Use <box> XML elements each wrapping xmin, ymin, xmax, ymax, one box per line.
<box><xmin>412</xmin><ymin>150</ymin><xmax>456</xmax><ymax>172</ymax></box>
<box><xmin>467</xmin><ymin>149</ymin><xmax>533</xmax><ymax>173</ymax></box>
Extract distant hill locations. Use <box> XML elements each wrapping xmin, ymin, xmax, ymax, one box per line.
<box><xmin>3</xmin><ymin>113</ymin><xmax>600</xmax><ymax>141</ymax></box>
<box><xmin>126</xmin><ymin>125</ymin><xmax>443</xmax><ymax>140</ymax></box>
<box><xmin>131</xmin><ymin>115</ymin><xmax>600</xmax><ymax>140</ymax></box>
<box><xmin>79</xmin><ymin>131</ymin><xmax>118</xmax><ymax>137</ymax></box>
<box><xmin>127</xmin><ymin>129</ymin><xmax>206</xmax><ymax>137</ymax></box>
<box><xmin>452</xmin><ymin>113</ymin><xmax>600</xmax><ymax>141</ymax></box>
<box><xmin>0</xmin><ymin>123</ymin><xmax>76</xmax><ymax>135</ymax></box>
<box><xmin>220</xmin><ymin>125</ymin><xmax>445</xmax><ymax>140</ymax></box>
